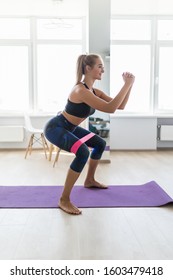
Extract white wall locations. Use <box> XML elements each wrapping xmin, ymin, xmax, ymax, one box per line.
<box><xmin>88</xmin><ymin>0</ymin><xmax>110</xmax><ymax>108</ymax></box>
<box><xmin>110</xmin><ymin>116</ymin><xmax>157</xmax><ymax>150</ymax></box>
<box><xmin>0</xmin><ymin>115</ymin><xmax>52</xmax><ymax>149</ymax></box>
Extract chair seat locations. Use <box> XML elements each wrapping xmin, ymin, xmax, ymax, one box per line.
<box><xmin>27</xmin><ymin>128</ymin><xmax>44</xmax><ymax>134</ymax></box>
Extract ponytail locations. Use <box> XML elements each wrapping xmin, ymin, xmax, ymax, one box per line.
<box><xmin>75</xmin><ymin>53</ymin><xmax>101</xmax><ymax>84</ymax></box>
<box><xmin>76</xmin><ymin>54</ymin><xmax>86</xmax><ymax>85</ymax></box>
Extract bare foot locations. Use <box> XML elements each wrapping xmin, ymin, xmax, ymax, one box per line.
<box><xmin>84</xmin><ymin>179</ymin><xmax>108</xmax><ymax>189</ymax></box>
<box><xmin>58</xmin><ymin>198</ymin><xmax>82</xmax><ymax>215</ymax></box>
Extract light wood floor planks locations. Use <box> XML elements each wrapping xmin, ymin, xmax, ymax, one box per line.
<box><xmin>0</xmin><ymin>149</ymin><xmax>173</xmax><ymax>260</ymax></box>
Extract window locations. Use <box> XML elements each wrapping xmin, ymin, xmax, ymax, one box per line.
<box><xmin>0</xmin><ymin>18</ymin><xmax>30</xmax><ymax>112</ymax></box>
<box><xmin>0</xmin><ymin>17</ymin><xmax>85</xmax><ymax>113</ymax></box>
<box><xmin>0</xmin><ymin>46</ymin><xmax>29</xmax><ymax>111</ymax></box>
<box><xmin>111</xmin><ymin>16</ymin><xmax>173</xmax><ymax>114</ymax></box>
<box><xmin>158</xmin><ymin>20</ymin><xmax>173</xmax><ymax>40</ymax></box>
<box><xmin>37</xmin><ymin>44</ymin><xmax>82</xmax><ymax>112</ymax></box>
<box><xmin>157</xmin><ymin>20</ymin><xmax>173</xmax><ymax>112</ymax></box>
<box><xmin>110</xmin><ymin>44</ymin><xmax>151</xmax><ymax>113</ymax></box>
<box><xmin>111</xmin><ymin>19</ymin><xmax>151</xmax><ymax>40</ymax></box>
<box><xmin>36</xmin><ymin>18</ymin><xmax>83</xmax><ymax>113</ymax></box>
<box><xmin>0</xmin><ymin>18</ymin><xmax>30</xmax><ymax>39</ymax></box>
<box><xmin>157</xmin><ymin>47</ymin><xmax>173</xmax><ymax>111</ymax></box>
<box><xmin>111</xmin><ymin>18</ymin><xmax>152</xmax><ymax>114</ymax></box>
<box><xmin>37</xmin><ymin>18</ymin><xmax>83</xmax><ymax>40</ymax></box>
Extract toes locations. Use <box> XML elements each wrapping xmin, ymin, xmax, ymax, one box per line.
<box><xmin>71</xmin><ymin>203</ymin><xmax>82</xmax><ymax>214</ymax></box>
<box><xmin>59</xmin><ymin>205</ymin><xmax>81</xmax><ymax>215</ymax></box>
<box><xmin>58</xmin><ymin>201</ymin><xmax>82</xmax><ymax>215</ymax></box>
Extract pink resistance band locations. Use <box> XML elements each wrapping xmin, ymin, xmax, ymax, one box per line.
<box><xmin>70</xmin><ymin>132</ymin><xmax>95</xmax><ymax>154</ymax></box>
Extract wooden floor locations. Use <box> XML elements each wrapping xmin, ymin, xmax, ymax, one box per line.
<box><xmin>0</xmin><ymin>149</ymin><xmax>173</xmax><ymax>260</ymax></box>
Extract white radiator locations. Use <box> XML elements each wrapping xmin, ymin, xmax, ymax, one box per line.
<box><xmin>0</xmin><ymin>126</ymin><xmax>24</xmax><ymax>142</ymax></box>
<box><xmin>160</xmin><ymin>125</ymin><xmax>173</xmax><ymax>141</ymax></box>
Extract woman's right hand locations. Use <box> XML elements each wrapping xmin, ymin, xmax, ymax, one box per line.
<box><xmin>122</xmin><ymin>72</ymin><xmax>135</xmax><ymax>86</ymax></box>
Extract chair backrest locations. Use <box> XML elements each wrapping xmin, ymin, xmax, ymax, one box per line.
<box><xmin>24</xmin><ymin>114</ymin><xmax>35</xmax><ymax>133</ymax></box>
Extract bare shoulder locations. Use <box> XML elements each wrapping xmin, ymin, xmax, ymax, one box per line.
<box><xmin>71</xmin><ymin>83</ymin><xmax>89</xmax><ymax>96</ymax></box>
<box><xmin>69</xmin><ymin>83</ymin><xmax>89</xmax><ymax>102</ymax></box>
<box><xmin>75</xmin><ymin>83</ymin><xmax>86</xmax><ymax>92</ymax></box>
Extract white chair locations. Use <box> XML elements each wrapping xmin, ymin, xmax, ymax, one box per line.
<box><xmin>24</xmin><ymin>114</ymin><xmax>49</xmax><ymax>159</ymax></box>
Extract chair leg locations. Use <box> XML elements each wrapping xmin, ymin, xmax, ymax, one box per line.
<box><xmin>25</xmin><ymin>134</ymin><xmax>34</xmax><ymax>159</ymax></box>
<box><xmin>53</xmin><ymin>148</ymin><xmax>61</xmax><ymax>167</ymax></box>
<box><xmin>43</xmin><ymin>135</ymin><xmax>49</xmax><ymax>151</ymax></box>
<box><xmin>25</xmin><ymin>133</ymin><xmax>49</xmax><ymax>159</ymax></box>
<box><xmin>41</xmin><ymin>133</ymin><xmax>48</xmax><ymax>159</ymax></box>
<box><xmin>29</xmin><ymin>134</ymin><xmax>34</xmax><ymax>155</ymax></box>
<box><xmin>48</xmin><ymin>143</ymin><xmax>54</xmax><ymax>161</ymax></box>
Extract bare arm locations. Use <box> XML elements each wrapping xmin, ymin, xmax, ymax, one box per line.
<box><xmin>94</xmin><ymin>88</ymin><xmax>113</xmax><ymax>102</ymax></box>
<box><xmin>94</xmin><ymin>81</ymin><xmax>133</xmax><ymax>110</ymax></box>
<box><xmin>79</xmin><ymin>73</ymin><xmax>135</xmax><ymax>113</ymax></box>
<box><xmin>118</xmin><ymin>85</ymin><xmax>132</xmax><ymax>110</ymax></box>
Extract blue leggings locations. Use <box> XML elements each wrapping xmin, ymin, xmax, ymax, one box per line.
<box><xmin>44</xmin><ymin>114</ymin><xmax>106</xmax><ymax>172</ymax></box>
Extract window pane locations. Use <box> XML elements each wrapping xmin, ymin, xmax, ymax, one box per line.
<box><xmin>158</xmin><ymin>20</ymin><xmax>173</xmax><ymax>40</ymax></box>
<box><xmin>110</xmin><ymin>45</ymin><xmax>151</xmax><ymax>113</ymax></box>
<box><xmin>158</xmin><ymin>47</ymin><xmax>173</xmax><ymax>110</ymax></box>
<box><xmin>0</xmin><ymin>46</ymin><xmax>29</xmax><ymax>111</ymax></box>
<box><xmin>111</xmin><ymin>19</ymin><xmax>151</xmax><ymax>40</ymax></box>
<box><xmin>0</xmin><ymin>18</ymin><xmax>30</xmax><ymax>39</ymax></box>
<box><xmin>37</xmin><ymin>19</ymin><xmax>83</xmax><ymax>40</ymax></box>
<box><xmin>37</xmin><ymin>45</ymin><xmax>82</xmax><ymax>112</ymax></box>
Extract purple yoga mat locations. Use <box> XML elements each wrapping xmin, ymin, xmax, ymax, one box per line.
<box><xmin>0</xmin><ymin>181</ymin><xmax>173</xmax><ymax>208</ymax></box>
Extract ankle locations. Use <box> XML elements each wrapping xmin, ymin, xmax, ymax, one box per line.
<box><xmin>60</xmin><ymin>196</ymin><xmax>70</xmax><ymax>203</ymax></box>
<box><xmin>84</xmin><ymin>178</ymin><xmax>94</xmax><ymax>184</ymax></box>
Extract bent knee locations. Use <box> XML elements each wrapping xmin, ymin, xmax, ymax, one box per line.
<box><xmin>91</xmin><ymin>137</ymin><xmax>106</xmax><ymax>159</ymax></box>
<box><xmin>76</xmin><ymin>144</ymin><xmax>90</xmax><ymax>160</ymax></box>
<box><xmin>70</xmin><ymin>144</ymin><xmax>90</xmax><ymax>172</ymax></box>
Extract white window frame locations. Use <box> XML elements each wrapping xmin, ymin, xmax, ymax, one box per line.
<box><xmin>111</xmin><ymin>15</ymin><xmax>173</xmax><ymax>115</ymax></box>
<box><xmin>0</xmin><ymin>16</ymin><xmax>86</xmax><ymax>114</ymax></box>
<box><xmin>154</xmin><ymin>16</ymin><xmax>173</xmax><ymax>114</ymax></box>
<box><xmin>31</xmin><ymin>16</ymin><xmax>86</xmax><ymax>113</ymax></box>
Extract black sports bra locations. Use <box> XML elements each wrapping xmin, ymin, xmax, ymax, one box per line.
<box><xmin>64</xmin><ymin>83</ymin><xmax>96</xmax><ymax>118</ymax></box>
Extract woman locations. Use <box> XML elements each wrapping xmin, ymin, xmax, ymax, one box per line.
<box><xmin>44</xmin><ymin>54</ymin><xmax>135</xmax><ymax>215</ymax></box>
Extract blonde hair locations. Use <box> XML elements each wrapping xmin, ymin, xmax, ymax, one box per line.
<box><xmin>76</xmin><ymin>54</ymin><xmax>101</xmax><ymax>84</ymax></box>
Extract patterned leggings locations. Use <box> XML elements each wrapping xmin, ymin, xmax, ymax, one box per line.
<box><xmin>44</xmin><ymin>114</ymin><xmax>106</xmax><ymax>172</ymax></box>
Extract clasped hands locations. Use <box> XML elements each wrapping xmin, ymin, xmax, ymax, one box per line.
<box><xmin>122</xmin><ymin>72</ymin><xmax>135</xmax><ymax>86</ymax></box>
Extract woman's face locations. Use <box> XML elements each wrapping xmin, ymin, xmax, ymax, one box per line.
<box><xmin>87</xmin><ymin>58</ymin><xmax>105</xmax><ymax>80</ymax></box>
